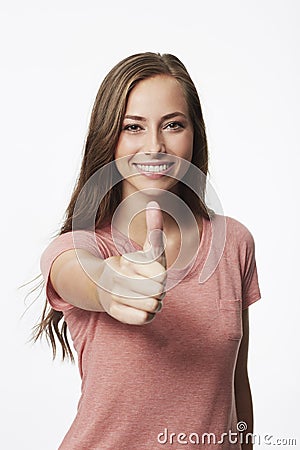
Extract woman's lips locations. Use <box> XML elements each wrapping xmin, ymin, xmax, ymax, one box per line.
<box><xmin>133</xmin><ymin>162</ymin><xmax>174</xmax><ymax>178</ymax></box>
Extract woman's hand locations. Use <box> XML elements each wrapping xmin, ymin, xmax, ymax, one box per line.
<box><xmin>97</xmin><ymin>202</ymin><xmax>167</xmax><ymax>325</ymax></box>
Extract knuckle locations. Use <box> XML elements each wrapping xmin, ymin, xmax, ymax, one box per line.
<box><xmin>120</xmin><ymin>255</ymin><xmax>130</xmax><ymax>265</ymax></box>
<box><xmin>152</xmin><ymin>299</ymin><xmax>163</xmax><ymax>313</ymax></box>
<box><xmin>153</xmin><ymin>269</ymin><xmax>167</xmax><ymax>284</ymax></box>
<box><xmin>109</xmin><ymin>301</ymin><xmax>118</xmax><ymax>316</ymax></box>
<box><xmin>136</xmin><ymin>310</ymin><xmax>154</xmax><ymax>325</ymax></box>
<box><xmin>119</xmin><ymin>258</ymin><xmax>131</xmax><ymax>273</ymax></box>
<box><xmin>140</xmin><ymin>310</ymin><xmax>150</xmax><ymax>324</ymax></box>
<box><xmin>111</xmin><ymin>292</ymin><xmax>120</xmax><ymax>302</ymax></box>
<box><xmin>148</xmin><ymin>299</ymin><xmax>159</xmax><ymax>313</ymax></box>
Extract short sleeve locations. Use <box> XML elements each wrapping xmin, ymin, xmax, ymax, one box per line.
<box><xmin>40</xmin><ymin>230</ymin><xmax>104</xmax><ymax>312</ymax></box>
<box><xmin>240</xmin><ymin>229</ymin><xmax>262</xmax><ymax>309</ymax></box>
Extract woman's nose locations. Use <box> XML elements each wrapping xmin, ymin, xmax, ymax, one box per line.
<box><xmin>144</xmin><ymin>130</ymin><xmax>166</xmax><ymax>155</ymax></box>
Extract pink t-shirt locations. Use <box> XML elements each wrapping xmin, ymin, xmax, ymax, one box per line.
<box><xmin>40</xmin><ymin>214</ymin><xmax>261</xmax><ymax>450</ymax></box>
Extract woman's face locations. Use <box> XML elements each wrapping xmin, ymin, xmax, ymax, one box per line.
<box><xmin>115</xmin><ymin>75</ymin><xmax>194</xmax><ymax>199</ymax></box>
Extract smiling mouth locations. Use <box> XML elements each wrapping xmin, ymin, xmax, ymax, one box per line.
<box><xmin>133</xmin><ymin>163</ymin><xmax>174</xmax><ymax>174</ymax></box>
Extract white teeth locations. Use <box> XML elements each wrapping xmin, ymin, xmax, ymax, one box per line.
<box><xmin>136</xmin><ymin>164</ymin><xmax>169</xmax><ymax>172</ymax></box>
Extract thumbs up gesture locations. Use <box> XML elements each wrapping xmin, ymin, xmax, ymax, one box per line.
<box><xmin>98</xmin><ymin>201</ymin><xmax>167</xmax><ymax>325</ymax></box>
<box><xmin>143</xmin><ymin>201</ymin><xmax>167</xmax><ymax>268</ymax></box>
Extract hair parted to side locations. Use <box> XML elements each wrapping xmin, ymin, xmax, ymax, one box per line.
<box><xmin>33</xmin><ymin>52</ymin><xmax>212</xmax><ymax>361</ymax></box>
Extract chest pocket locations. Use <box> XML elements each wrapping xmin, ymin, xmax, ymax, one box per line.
<box><xmin>219</xmin><ymin>298</ymin><xmax>243</xmax><ymax>341</ymax></box>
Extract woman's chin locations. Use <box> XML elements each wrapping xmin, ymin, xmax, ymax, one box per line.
<box><xmin>123</xmin><ymin>177</ymin><xmax>179</xmax><ymax>197</ymax></box>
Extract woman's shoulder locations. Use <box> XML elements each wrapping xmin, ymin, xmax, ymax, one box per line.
<box><xmin>222</xmin><ymin>214</ymin><xmax>257</xmax><ymax>251</ymax></box>
<box><xmin>41</xmin><ymin>226</ymin><xmax>114</xmax><ymax>262</ymax></box>
<box><xmin>225</xmin><ymin>215</ymin><xmax>254</xmax><ymax>237</ymax></box>
<box><xmin>208</xmin><ymin>213</ymin><xmax>256</xmax><ymax>249</ymax></box>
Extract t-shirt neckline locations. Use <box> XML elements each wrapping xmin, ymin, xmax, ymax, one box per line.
<box><xmin>109</xmin><ymin>215</ymin><xmax>211</xmax><ymax>283</ymax></box>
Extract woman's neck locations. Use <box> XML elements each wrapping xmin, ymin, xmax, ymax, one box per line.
<box><xmin>112</xmin><ymin>191</ymin><xmax>202</xmax><ymax>257</ymax></box>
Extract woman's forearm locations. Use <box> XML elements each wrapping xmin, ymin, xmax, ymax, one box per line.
<box><xmin>234</xmin><ymin>309</ymin><xmax>254</xmax><ymax>450</ymax></box>
<box><xmin>235</xmin><ymin>374</ymin><xmax>254</xmax><ymax>450</ymax></box>
<box><xmin>50</xmin><ymin>248</ymin><xmax>106</xmax><ymax>311</ymax></box>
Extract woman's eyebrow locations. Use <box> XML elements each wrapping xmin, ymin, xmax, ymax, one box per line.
<box><xmin>124</xmin><ymin>112</ymin><xmax>188</xmax><ymax>121</ymax></box>
<box><xmin>124</xmin><ymin>115</ymin><xmax>146</xmax><ymax>121</ymax></box>
<box><xmin>162</xmin><ymin>112</ymin><xmax>188</xmax><ymax>121</ymax></box>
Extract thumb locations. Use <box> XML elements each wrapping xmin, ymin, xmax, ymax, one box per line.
<box><xmin>143</xmin><ymin>201</ymin><xmax>166</xmax><ymax>268</ymax></box>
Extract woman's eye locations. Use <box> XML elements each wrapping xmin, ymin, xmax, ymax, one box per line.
<box><xmin>165</xmin><ymin>122</ymin><xmax>184</xmax><ymax>130</ymax></box>
<box><xmin>123</xmin><ymin>124</ymin><xmax>142</xmax><ymax>132</ymax></box>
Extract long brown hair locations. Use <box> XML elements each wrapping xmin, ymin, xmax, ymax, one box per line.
<box><xmin>33</xmin><ymin>52</ymin><xmax>212</xmax><ymax>361</ymax></box>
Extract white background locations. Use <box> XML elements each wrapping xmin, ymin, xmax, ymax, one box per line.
<box><xmin>1</xmin><ymin>0</ymin><xmax>299</xmax><ymax>448</ymax></box>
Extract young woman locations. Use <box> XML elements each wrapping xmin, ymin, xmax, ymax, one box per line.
<box><xmin>36</xmin><ymin>52</ymin><xmax>261</xmax><ymax>449</ymax></box>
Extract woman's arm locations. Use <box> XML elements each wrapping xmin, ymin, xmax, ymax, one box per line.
<box><xmin>49</xmin><ymin>239</ymin><xmax>166</xmax><ymax>321</ymax></box>
<box><xmin>234</xmin><ymin>308</ymin><xmax>254</xmax><ymax>450</ymax></box>
<box><xmin>49</xmin><ymin>206</ymin><xmax>166</xmax><ymax>320</ymax></box>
